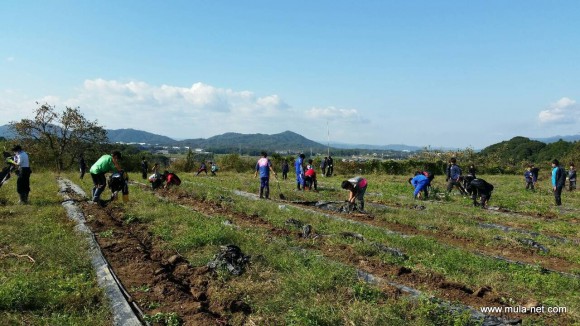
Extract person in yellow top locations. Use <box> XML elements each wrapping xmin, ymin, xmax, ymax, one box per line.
<box><xmin>89</xmin><ymin>151</ymin><xmax>122</xmax><ymax>204</ymax></box>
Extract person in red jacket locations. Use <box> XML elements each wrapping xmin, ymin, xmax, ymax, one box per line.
<box><xmin>304</xmin><ymin>159</ymin><xmax>318</xmax><ymax>191</ymax></box>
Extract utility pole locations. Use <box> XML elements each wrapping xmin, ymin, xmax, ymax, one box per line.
<box><xmin>327</xmin><ymin>120</ymin><xmax>330</xmax><ymax>157</ymax></box>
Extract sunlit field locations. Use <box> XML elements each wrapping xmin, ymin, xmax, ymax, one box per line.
<box><xmin>2</xmin><ymin>170</ymin><xmax>579</xmax><ymax>325</ymax></box>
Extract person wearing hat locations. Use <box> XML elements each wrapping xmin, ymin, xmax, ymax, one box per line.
<box><xmin>89</xmin><ymin>151</ymin><xmax>123</xmax><ymax>204</ymax></box>
<box><xmin>7</xmin><ymin>145</ymin><xmax>31</xmax><ymax>204</ymax></box>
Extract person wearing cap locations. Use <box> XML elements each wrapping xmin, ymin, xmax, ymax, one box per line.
<box><xmin>89</xmin><ymin>151</ymin><xmax>122</xmax><ymax>204</ymax></box>
<box><xmin>8</xmin><ymin>145</ymin><xmax>31</xmax><ymax>204</ymax></box>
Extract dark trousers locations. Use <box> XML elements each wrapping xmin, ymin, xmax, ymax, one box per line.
<box><xmin>569</xmin><ymin>180</ymin><xmax>576</xmax><ymax>191</ymax></box>
<box><xmin>259</xmin><ymin>177</ymin><xmax>270</xmax><ymax>198</ymax></box>
<box><xmin>17</xmin><ymin>167</ymin><xmax>31</xmax><ymax>202</ymax></box>
<box><xmin>304</xmin><ymin>176</ymin><xmax>317</xmax><ymax>190</ymax></box>
<box><xmin>447</xmin><ymin>179</ymin><xmax>466</xmax><ymax>195</ymax></box>
<box><xmin>91</xmin><ymin>173</ymin><xmax>107</xmax><ymax>201</ymax></box>
<box><xmin>282</xmin><ymin>171</ymin><xmax>288</xmax><ymax>180</ymax></box>
<box><xmin>525</xmin><ymin>181</ymin><xmax>534</xmax><ymax>190</ymax></box>
<box><xmin>473</xmin><ymin>191</ymin><xmax>491</xmax><ymax>208</ymax></box>
<box><xmin>554</xmin><ymin>185</ymin><xmax>563</xmax><ymax>205</ymax></box>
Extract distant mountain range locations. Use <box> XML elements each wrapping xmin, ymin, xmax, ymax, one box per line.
<box><xmin>532</xmin><ymin>134</ymin><xmax>580</xmax><ymax>143</ymax></box>
<box><xmin>1</xmin><ymin>124</ymin><xmax>579</xmax><ymax>152</ymax></box>
<box><xmin>326</xmin><ymin>141</ymin><xmax>422</xmax><ymax>152</ymax></box>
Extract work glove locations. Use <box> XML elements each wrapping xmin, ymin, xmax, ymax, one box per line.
<box><xmin>5</xmin><ymin>157</ymin><xmax>15</xmax><ymax>165</ymax></box>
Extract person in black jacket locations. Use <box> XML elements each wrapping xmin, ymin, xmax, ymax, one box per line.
<box><xmin>465</xmin><ymin>178</ymin><xmax>494</xmax><ymax>208</ymax></box>
<box><xmin>568</xmin><ymin>163</ymin><xmax>576</xmax><ymax>191</ymax></box>
<box><xmin>551</xmin><ymin>159</ymin><xmax>566</xmax><ymax>206</ymax></box>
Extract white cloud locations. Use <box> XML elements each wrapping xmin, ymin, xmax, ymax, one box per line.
<box><xmin>306</xmin><ymin>106</ymin><xmax>359</xmax><ymax>120</ymax></box>
<box><xmin>538</xmin><ymin>97</ymin><xmax>579</xmax><ymax>124</ymax></box>
<box><xmin>2</xmin><ymin>79</ymin><xmax>371</xmax><ymax>143</ymax></box>
<box><xmin>61</xmin><ymin>79</ymin><xmax>323</xmax><ymax>138</ymax></box>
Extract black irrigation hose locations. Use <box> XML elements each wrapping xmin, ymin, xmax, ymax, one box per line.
<box><xmin>135</xmin><ymin>181</ymin><xmax>550</xmax><ymax>324</ymax></box>
<box><xmin>367</xmin><ymin>201</ymin><xmax>578</xmax><ymax>246</ymax></box>
<box><xmin>230</xmin><ymin>189</ymin><xmax>580</xmax><ymax>280</ymax></box>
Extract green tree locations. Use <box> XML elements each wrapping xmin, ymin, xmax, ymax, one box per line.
<box><xmin>10</xmin><ymin>103</ymin><xmax>107</xmax><ymax>171</ymax></box>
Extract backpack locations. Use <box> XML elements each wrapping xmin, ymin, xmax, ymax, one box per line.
<box><xmin>109</xmin><ymin>172</ymin><xmax>127</xmax><ymax>193</ymax></box>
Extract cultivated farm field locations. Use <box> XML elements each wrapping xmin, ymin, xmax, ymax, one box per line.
<box><xmin>1</xmin><ymin>170</ymin><xmax>579</xmax><ymax>325</ymax></box>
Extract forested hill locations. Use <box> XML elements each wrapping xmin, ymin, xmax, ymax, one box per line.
<box><xmin>178</xmin><ymin>131</ymin><xmax>328</xmax><ymax>153</ymax></box>
<box><xmin>478</xmin><ymin>136</ymin><xmax>577</xmax><ymax>163</ymax></box>
<box><xmin>107</xmin><ymin>128</ymin><xmax>176</xmax><ymax>144</ymax></box>
<box><xmin>104</xmin><ymin>129</ymin><xmax>329</xmax><ymax>153</ymax></box>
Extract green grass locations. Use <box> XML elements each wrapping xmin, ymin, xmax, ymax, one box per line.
<box><xmin>5</xmin><ymin>170</ymin><xmax>578</xmax><ymax>325</ymax></box>
<box><xmin>0</xmin><ymin>172</ymin><xmax>110</xmax><ymax>325</ymax></box>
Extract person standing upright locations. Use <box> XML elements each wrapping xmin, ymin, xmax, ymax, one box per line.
<box><xmin>141</xmin><ymin>157</ymin><xmax>148</xmax><ymax>180</ymax></box>
<box><xmin>524</xmin><ymin>165</ymin><xmax>535</xmax><ymax>191</ymax></box>
<box><xmin>320</xmin><ymin>157</ymin><xmax>328</xmax><ymax>177</ymax></box>
<box><xmin>326</xmin><ymin>156</ymin><xmax>334</xmax><ymax>176</ymax></box>
<box><xmin>295</xmin><ymin>153</ymin><xmax>306</xmax><ymax>190</ymax></box>
<box><xmin>9</xmin><ymin>145</ymin><xmax>31</xmax><ymax>204</ymax></box>
<box><xmin>79</xmin><ymin>155</ymin><xmax>87</xmax><ymax>180</ymax></box>
<box><xmin>255</xmin><ymin>152</ymin><xmax>277</xmax><ymax>199</ymax></box>
<box><xmin>446</xmin><ymin>158</ymin><xmax>467</xmax><ymax>195</ymax></box>
<box><xmin>281</xmin><ymin>159</ymin><xmax>289</xmax><ymax>180</ymax></box>
<box><xmin>551</xmin><ymin>159</ymin><xmax>566</xmax><ymax>206</ymax></box>
<box><xmin>568</xmin><ymin>163</ymin><xmax>576</xmax><ymax>191</ymax></box>
<box><xmin>530</xmin><ymin>164</ymin><xmax>540</xmax><ymax>190</ymax></box>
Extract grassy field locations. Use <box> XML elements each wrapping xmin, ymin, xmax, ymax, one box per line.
<box><xmin>1</xmin><ymin>170</ymin><xmax>579</xmax><ymax>325</ymax></box>
<box><xmin>0</xmin><ymin>172</ymin><xmax>111</xmax><ymax>325</ymax></box>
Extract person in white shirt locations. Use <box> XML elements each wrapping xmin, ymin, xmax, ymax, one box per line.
<box><xmin>10</xmin><ymin>145</ymin><xmax>31</xmax><ymax>204</ymax></box>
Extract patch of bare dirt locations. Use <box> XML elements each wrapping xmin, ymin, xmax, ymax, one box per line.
<box><xmin>80</xmin><ymin>199</ymin><xmax>250</xmax><ymax>325</ymax></box>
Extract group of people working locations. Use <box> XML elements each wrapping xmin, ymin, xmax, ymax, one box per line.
<box><xmin>5</xmin><ymin>144</ymin><xmax>574</xmax><ymax>211</ymax></box>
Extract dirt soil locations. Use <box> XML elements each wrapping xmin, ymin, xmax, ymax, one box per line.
<box><xmin>66</xmin><ymin>183</ymin><xmax>573</xmax><ymax>325</ymax></box>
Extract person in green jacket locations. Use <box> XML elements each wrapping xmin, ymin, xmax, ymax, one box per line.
<box><xmin>90</xmin><ymin>151</ymin><xmax>122</xmax><ymax>204</ymax></box>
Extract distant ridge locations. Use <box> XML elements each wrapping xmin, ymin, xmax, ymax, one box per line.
<box><xmin>327</xmin><ymin>141</ymin><xmax>422</xmax><ymax>152</ymax></box>
<box><xmin>107</xmin><ymin>128</ymin><xmax>176</xmax><ymax>144</ymax></box>
<box><xmin>178</xmin><ymin>130</ymin><xmax>327</xmax><ymax>152</ymax></box>
<box><xmin>532</xmin><ymin>134</ymin><xmax>580</xmax><ymax>143</ymax></box>
<box><xmin>1</xmin><ymin>123</ymin><xmax>577</xmax><ymax>152</ymax></box>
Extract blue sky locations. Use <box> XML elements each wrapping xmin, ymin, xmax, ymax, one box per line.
<box><xmin>1</xmin><ymin>1</ymin><xmax>579</xmax><ymax>149</ymax></box>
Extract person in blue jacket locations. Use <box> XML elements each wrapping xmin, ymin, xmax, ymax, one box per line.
<box><xmin>446</xmin><ymin>158</ymin><xmax>467</xmax><ymax>195</ymax></box>
<box><xmin>551</xmin><ymin>159</ymin><xmax>566</xmax><ymax>206</ymax></box>
<box><xmin>409</xmin><ymin>172</ymin><xmax>429</xmax><ymax>199</ymax></box>
<box><xmin>295</xmin><ymin>153</ymin><xmax>306</xmax><ymax>190</ymax></box>
<box><xmin>524</xmin><ymin>165</ymin><xmax>535</xmax><ymax>191</ymax></box>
